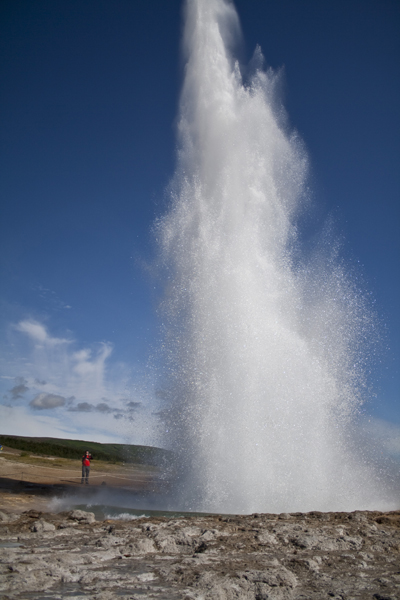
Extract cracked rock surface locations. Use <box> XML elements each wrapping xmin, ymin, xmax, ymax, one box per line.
<box><xmin>0</xmin><ymin>508</ymin><xmax>399</xmax><ymax>599</ymax></box>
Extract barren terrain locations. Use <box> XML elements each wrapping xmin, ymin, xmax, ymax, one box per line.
<box><xmin>0</xmin><ymin>448</ymin><xmax>399</xmax><ymax>599</ymax></box>
<box><xmin>0</xmin><ymin>447</ymin><xmax>159</xmax><ymax>514</ymax></box>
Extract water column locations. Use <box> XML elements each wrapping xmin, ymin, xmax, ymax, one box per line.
<box><xmin>156</xmin><ymin>0</ymin><xmax>385</xmax><ymax>513</ymax></box>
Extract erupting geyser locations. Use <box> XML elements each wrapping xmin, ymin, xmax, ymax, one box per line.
<box><xmin>155</xmin><ymin>0</ymin><xmax>392</xmax><ymax>513</ymax></box>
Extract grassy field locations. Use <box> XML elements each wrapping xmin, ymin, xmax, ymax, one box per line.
<box><xmin>0</xmin><ymin>450</ymin><xmax>159</xmax><ymax>474</ymax></box>
<box><xmin>0</xmin><ymin>435</ymin><xmax>169</xmax><ymax>467</ymax></box>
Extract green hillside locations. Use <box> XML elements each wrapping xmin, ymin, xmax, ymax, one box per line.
<box><xmin>0</xmin><ymin>435</ymin><xmax>170</xmax><ymax>467</ymax></box>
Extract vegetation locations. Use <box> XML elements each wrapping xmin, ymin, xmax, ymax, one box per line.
<box><xmin>0</xmin><ymin>435</ymin><xmax>170</xmax><ymax>467</ymax></box>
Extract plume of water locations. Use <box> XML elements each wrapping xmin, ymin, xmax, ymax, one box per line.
<box><xmin>155</xmin><ymin>0</ymin><xmax>391</xmax><ymax>513</ymax></box>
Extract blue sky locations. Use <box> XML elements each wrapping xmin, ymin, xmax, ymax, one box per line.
<box><xmin>0</xmin><ymin>0</ymin><xmax>399</xmax><ymax>450</ymax></box>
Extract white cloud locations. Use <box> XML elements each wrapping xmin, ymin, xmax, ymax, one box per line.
<box><xmin>30</xmin><ymin>393</ymin><xmax>66</xmax><ymax>410</ymax></box>
<box><xmin>0</xmin><ymin>401</ymin><xmax>157</xmax><ymax>446</ymax></box>
<box><xmin>8</xmin><ymin>320</ymin><xmax>123</xmax><ymax>406</ymax></box>
<box><xmin>0</xmin><ymin>404</ymin><xmax>122</xmax><ymax>443</ymax></box>
<box><xmin>15</xmin><ymin>320</ymin><xmax>70</xmax><ymax>346</ymax></box>
<box><xmin>72</xmin><ymin>344</ymin><xmax>113</xmax><ymax>380</ymax></box>
<box><xmin>0</xmin><ymin>319</ymin><xmax>160</xmax><ymax>446</ymax></box>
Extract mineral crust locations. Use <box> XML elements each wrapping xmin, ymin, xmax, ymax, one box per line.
<box><xmin>0</xmin><ymin>508</ymin><xmax>399</xmax><ymax>599</ymax></box>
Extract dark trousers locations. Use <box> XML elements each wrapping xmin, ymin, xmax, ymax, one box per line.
<box><xmin>81</xmin><ymin>465</ymin><xmax>90</xmax><ymax>484</ymax></box>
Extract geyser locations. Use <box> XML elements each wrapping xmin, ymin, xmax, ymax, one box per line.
<box><xmin>155</xmin><ymin>0</ymin><xmax>390</xmax><ymax>514</ymax></box>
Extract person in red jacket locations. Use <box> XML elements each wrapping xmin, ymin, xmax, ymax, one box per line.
<box><xmin>81</xmin><ymin>451</ymin><xmax>93</xmax><ymax>484</ymax></box>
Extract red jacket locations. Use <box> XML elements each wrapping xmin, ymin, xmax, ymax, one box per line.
<box><xmin>82</xmin><ymin>454</ymin><xmax>92</xmax><ymax>466</ymax></box>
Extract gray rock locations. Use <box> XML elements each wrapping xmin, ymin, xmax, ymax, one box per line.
<box><xmin>0</xmin><ymin>511</ymin><xmax>9</xmax><ymax>523</ymax></box>
<box><xmin>0</xmin><ymin>509</ymin><xmax>399</xmax><ymax>599</ymax></box>
<box><xmin>257</xmin><ymin>530</ymin><xmax>278</xmax><ymax>545</ymax></box>
<box><xmin>124</xmin><ymin>537</ymin><xmax>156</xmax><ymax>554</ymax></box>
<box><xmin>68</xmin><ymin>509</ymin><xmax>95</xmax><ymax>524</ymax></box>
<box><xmin>30</xmin><ymin>519</ymin><xmax>56</xmax><ymax>532</ymax></box>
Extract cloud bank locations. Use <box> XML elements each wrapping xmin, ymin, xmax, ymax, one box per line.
<box><xmin>0</xmin><ymin>319</ymin><xmax>158</xmax><ymax>445</ymax></box>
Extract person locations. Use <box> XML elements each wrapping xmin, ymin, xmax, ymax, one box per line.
<box><xmin>81</xmin><ymin>450</ymin><xmax>93</xmax><ymax>484</ymax></box>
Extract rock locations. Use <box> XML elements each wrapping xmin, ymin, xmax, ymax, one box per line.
<box><xmin>0</xmin><ymin>509</ymin><xmax>399</xmax><ymax>598</ymax></box>
<box><xmin>68</xmin><ymin>509</ymin><xmax>95</xmax><ymax>524</ymax></box>
<box><xmin>257</xmin><ymin>530</ymin><xmax>278</xmax><ymax>545</ymax></box>
<box><xmin>30</xmin><ymin>519</ymin><xmax>56</xmax><ymax>532</ymax></box>
<box><xmin>124</xmin><ymin>538</ymin><xmax>156</xmax><ymax>554</ymax></box>
<box><xmin>136</xmin><ymin>571</ymin><xmax>157</xmax><ymax>582</ymax></box>
<box><xmin>24</xmin><ymin>510</ymin><xmax>41</xmax><ymax>519</ymax></box>
<box><xmin>278</xmin><ymin>512</ymin><xmax>291</xmax><ymax>520</ymax></box>
<box><xmin>57</xmin><ymin>520</ymin><xmax>77</xmax><ymax>529</ymax></box>
<box><xmin>0</xmin><ymin>511</ymin><xmax>9</xmax><ymax>523</ymax></box>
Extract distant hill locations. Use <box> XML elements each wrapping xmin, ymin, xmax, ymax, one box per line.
<box><xmin>0</xmin><ymin>435</ymin><xmax>170</xmax><ymax>467</ymax></box>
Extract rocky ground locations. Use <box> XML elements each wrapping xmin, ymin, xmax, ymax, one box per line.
<box><xmin>1</xmin><ymin>451</ymin><xmax>399</xmax><ymax>599</ymax></box>
<box><xmin>0</xmin><ymin>506</ymin><xmax>399</xmax><ymax>600</ymax></box>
